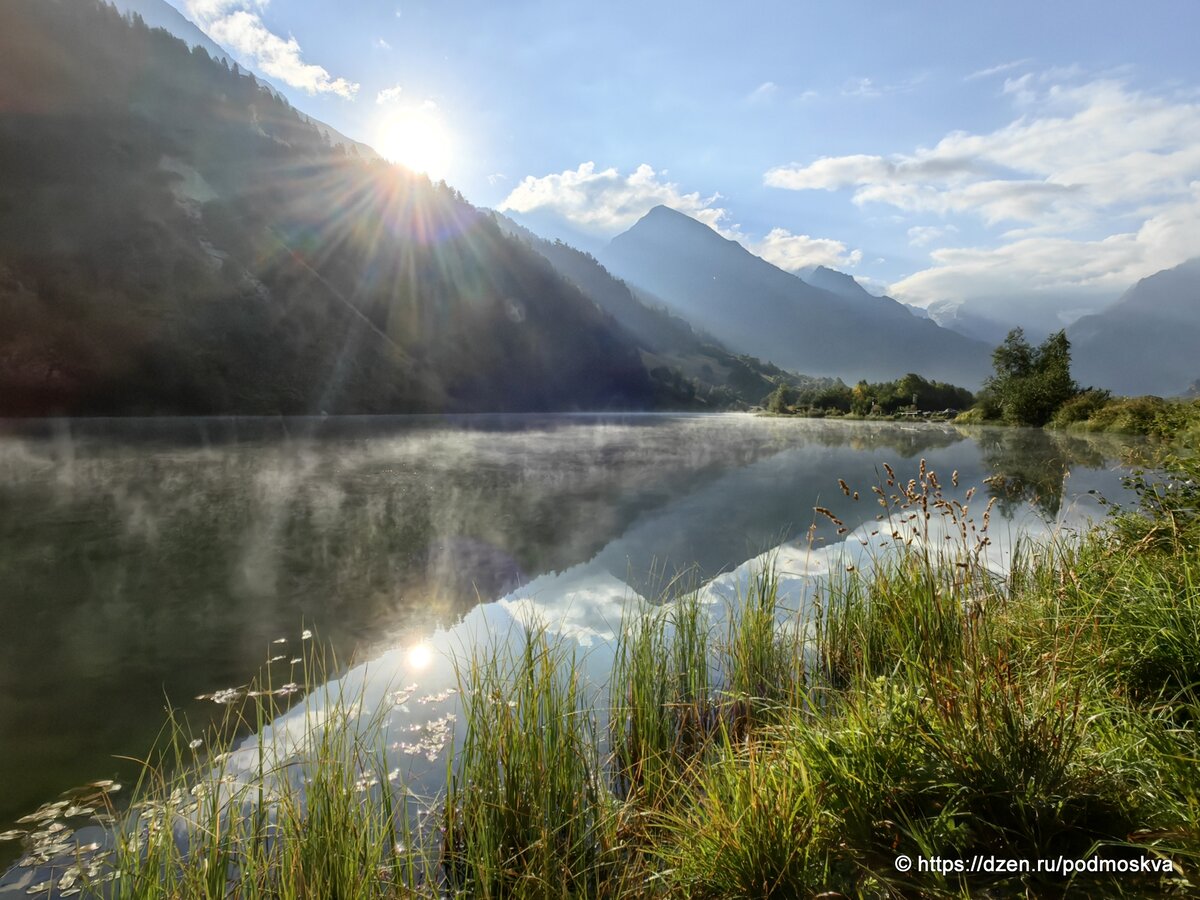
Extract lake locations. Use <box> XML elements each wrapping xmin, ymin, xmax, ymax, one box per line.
<box><xmin>0</xmin><ymin>413</ymin><xmax>1137</xmax><ymax>866</ymax></box>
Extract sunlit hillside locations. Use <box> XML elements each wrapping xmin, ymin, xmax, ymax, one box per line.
<box><xmin>0</xmin><ymin>0</ymin><xmax>658</xmax><ymax>415</ymax></box>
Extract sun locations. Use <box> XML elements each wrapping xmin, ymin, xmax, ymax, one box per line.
<box><xmin>373</xmin><ymin>105</ymin><xmax>454</xmax><ymax>180</ymax></box>
<box><xmin>405</xmin><ymin>642</ymin><xmax>434</xmax><ymax>671</ymax></box>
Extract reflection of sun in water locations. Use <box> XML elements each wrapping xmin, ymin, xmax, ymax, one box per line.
<box><xmin>406</xmin><ymin>643</ymin><xmax>434</xmax><ymax>671</ymax></box>
<box><xmin>373</xmin><ymin>106</ymin><xmax>454</xmax><ymax>180</ymax></box>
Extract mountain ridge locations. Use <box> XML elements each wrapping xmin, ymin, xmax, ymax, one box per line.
<box><xmin>0</xmin><ymin>0</ymin><xmax>656</xmax><ymax>415</ymax></box>
<box><xmin>597</xmin><ymin>205</ymin><xmax>992</xmax><ymax>388</ymax></box>
<box><xmin>1070</xmin><ymin>256</ymin><xmax>1200</xmax><ymax>396</ymax></box>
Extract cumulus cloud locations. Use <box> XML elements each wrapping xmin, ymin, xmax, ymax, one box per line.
<box><xmin>753</xmin><ymin>229</ymin><xmax>863</xmax><ymax>271</ymax></box>
<box><xmin>374</xmin><ymin>38</ymin><xmax>392</xmax><ymax>51</ymax></box>
<box><xmin>768</xmin><ymin>77</ymin><xmax>1200</xmax><ymax>227</ymax></box>
<box><xmin>186</xmin><ymin>1</ymin><xmax>359</xmax><ymax>98</ymax></box>
<box><xmin>892</xmin><ymin>182</ymin><xmax>1200</xmax><ymax>306</ymax></box>
<box><xmin>766</xmin><ymin>73</ymin><xmax>1200</xmax><ymax>305</ymax></box>
<box><xmin>500</xmin><ymin>162</ymin><xmax>864</xmax><ymax>272</ymax></box>
<box><xmin>498</xmin><ymin>162</ymin><xmax>731</xmax><ymax>234</ymax></box>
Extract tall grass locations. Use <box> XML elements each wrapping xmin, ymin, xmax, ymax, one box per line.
<box><xmin>442</xmin><ymin>625</ymin><xmax>616</xmax><ymax>899</ymax></box>
<box><xmin>87</xmin><ymin>645</ymin><xmax>431</xmax><ymax>899</ymax></box>
<box><xmin>610</xmin><ymin>590</ymin><xmax>715</xmax><ymax>809</ymax></box>
<box><xmin>50</xmin><ymin>454</ymin><xmax>1200</xmax><ymax>898</ymax></box>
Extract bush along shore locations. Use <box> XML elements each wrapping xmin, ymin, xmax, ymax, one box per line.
<box><xmin>760</xmin><ymin>327</ymin><xmax>1200</xmax><ymax>440</ymax></box>
<box><xmin>11</xmin><ymin>453</ymin><xmax>1200</xmax><ymax>898</ymax></box>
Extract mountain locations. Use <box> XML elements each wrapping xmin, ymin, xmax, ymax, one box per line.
<box><xmin>921</xmin><ymin>298</ymin><xmax>1016</xmax><ymax>345</ymax></box>
<box><xmin>490</xmin><ymin>213</ymin><xmax>840</xmax><ymax>407</ymax></box>
<box><xmin>919</xmin><ymin>292</ymin><xmax>1111</xmax><ymax>347</ymax></box>
<box><xmin>1070</xmin><ymin>257</ymin><xmax>1200</xmax><ymax>396</ymax></box>
<box><xmin>799</xmin><ymin>264</ymin><xmax>942</xmax><ymax>325</ymax></box>
<box><xmin>107</xmin><ymin>0</ymin><xmax>378</xmax><ymax>159</ymax></box>
<box><xmin>0</xmin><ymin>0</ymin><xmax>655</xmax><ymax>415</ymax></box>
<box><xmin>798</xmin><ymin>265</ymin><xmax>878</xmax><ymax>303</ymax></box>
<box><xmin>598</xmin><ymin>206</ymin><xmax>992</xmax><ymax>388</ymax></box>
<box><xmin>110</xmin><ymin>0</ymin><xmax>228</xmax><ymax>62</ymax></box>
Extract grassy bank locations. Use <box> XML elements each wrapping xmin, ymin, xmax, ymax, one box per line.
<box><xmin>26</xmin><ymin>456</ymin><xmax>1200</xmax><ymax>897</ymax></box>
<box><xmin>956</xmin><ymin>393</ymin><xmax>1200</xmax><ymax>442</ymax></box>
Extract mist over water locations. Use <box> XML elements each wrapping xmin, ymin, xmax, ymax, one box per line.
<box><xmin>0</xmin><ymin>414</ymin><xmax>1136</xmax><ymax>845</ymax></box>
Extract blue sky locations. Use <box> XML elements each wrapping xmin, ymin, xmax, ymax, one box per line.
<box><xmin>173</xmin><ymin>0</ymin><xmax>1200</xmax><ymax>320</ymax></box>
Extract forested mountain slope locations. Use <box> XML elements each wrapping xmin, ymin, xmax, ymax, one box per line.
<box><xmin>0</xmin><ymin>0</ymin><xmax>653</xmax><ymax>415</ymax></box>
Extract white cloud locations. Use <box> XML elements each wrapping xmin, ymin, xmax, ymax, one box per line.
<box><xmin>842</xmin><ymin>77</ymin><xmax>880</xmax><ymax>99</ymax></box>
<box><xmin>374</xmin><ymin>38</ymin><xmax>392</xmax><ymax>51</ymax></box>
<box><xmin>841</xmin><ymin>73</ymin><xmax>927</xmax><ymax>100</ymax></box>
<box><xmin>186</xmin><ymin>1</ymin><xmax>359</xmax><ymax>98</ymax></box>
<box><xmin>966</xmin><ymin>58</ymin><xmax>1033</xmax><ymax>81</ymax></box>
<box><xmin>752</xmin><ymin>229</ymin><xmax>863</xmax><ymax>271</ymax></box>
<box><xmin>892</xmin><ymin>183</ymin><xmax>1200</xmax><ymax>308</ymax></box>
<box><xmin>747</xmin><ymin>81</ymin><xmax>778</xmax><ymax>104</ymax></box>
<box><xmin>766</xmin><ymin>74</ymin><xmax>1200</xmax><ymax>305</ymax></box>
<box><xmin>498</xmin><ymin>162</ymin><xmax>731</xmax><ymax>234</ymax></box>
<box><xmin>375</xmin><ymin>84</ymin><xmax>404</xmax><ymax>105</ymax></box>
<box><xmin>766</xmin><ymin>78</ymin><xmax>1200</xmax><ymax>225</ymax></box>
<box><xmin>500</xmin><ymin>162</ymin><xmax>863</xmax><ymax>274</ymax></box>
<box><xmin>907</xmin><ymin>224</ymin><xmax>959</xmax><ymax>247</ymax></box>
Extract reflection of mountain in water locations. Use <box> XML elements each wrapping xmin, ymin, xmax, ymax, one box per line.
<box><xmin>0</xmin><ymin>415</ymin><xmax>1133</xmax><ymax>837</ymax></box>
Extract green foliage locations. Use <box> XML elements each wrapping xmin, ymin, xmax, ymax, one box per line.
<box><xmin>611</xmin><ymin>592</ymin><xmax>715</xmax><ymax>808</ymax></box>
<box><xmin>1049</xmin><ymin>387</ymin><xmax>1113</xmax><ymax>427</ymax></box>
<box><xmin>853</xmin><ymin>372</ymin><xmax>974</xmax><ymax>416</ymax></box>
<box><xmin>1066</xmin><ymin>395</ymin><xmax>1200</xmax><ymax>439</ymax></box>
<box><xmin>662</xmin><ymin>741</ymin><xmax>828</xmax><ymax>899</ymax></box>
<box><xmin>444</xmin><ymin>626</ymin><xmax>614</xmax><ymax>898</ymax></box>
<box><xmin>983</xmin><ymin>328</ymin><xmax>1080</xmax><ymax>426</ymax></box>
<box><xmin>765</xmin><ymin>382</ymin><xmax>797</xmax><ymax>413</ymax></box>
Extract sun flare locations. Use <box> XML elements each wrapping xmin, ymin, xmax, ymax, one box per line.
<box><xmin>406</xmin><ymin>643</ymin><xmax>434</xmax><ymax>671</ymax></box>
<box><xmin>373</xmin><ymin>106</ymin><xmax>454</xmax><ymax>180</ymax></box>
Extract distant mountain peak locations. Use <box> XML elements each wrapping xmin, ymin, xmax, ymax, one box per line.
<box><xmin>628</xmin><ymin>205</ymin><xmax>728</xmax><ymax>240</ymax></box>
<box><xmin>599</xmin><ymin>206</ymin><xmax>990</xmax><ymax>387</ymax></box>
<box><xmin>799</xmin><ymin>264</ymin><xmax>875</xmax><ymax>301</ymax></box>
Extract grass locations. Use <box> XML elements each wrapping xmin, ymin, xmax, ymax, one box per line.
<box><xmin>442</xmin><ymin>626</ymin><xmax>615</xmax><ymax>899</ymax></box>
<box><xmin>959</xmin><ymin>390</ymin><xmax>1200</xmax><ymax>442</ymax></box>
<box><xmin>1054</xmin><ymin>395</ymin><xmax>1200</xmax><ymax>441</ymax></box>
<box><xmin>22</xmin><ymin>454</ymin><xmax>1199</xmax><ymax>897</ymax></box>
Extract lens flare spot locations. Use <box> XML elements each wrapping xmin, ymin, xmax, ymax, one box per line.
<box><xmin>406</xmin><ymin>643</ymin><xmax>434</xmax><ymax>670</ymax></box>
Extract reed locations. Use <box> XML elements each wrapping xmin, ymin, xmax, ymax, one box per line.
<box><xmin>442</xmin><ymin>624</ymin><xmax>617</xmax><ymax>899</ymax></box>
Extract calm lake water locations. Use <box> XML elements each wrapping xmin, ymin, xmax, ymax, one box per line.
<box><xmin>0</xmin><ymin>413</ymin><xmax>1137</xmax><ymax>865</ymax></box>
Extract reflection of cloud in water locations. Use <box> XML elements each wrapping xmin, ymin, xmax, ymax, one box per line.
<box><xmin>499</xmin><ymin>570</ymin><xmax>640</xmax><ymax>646</ymax></box>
